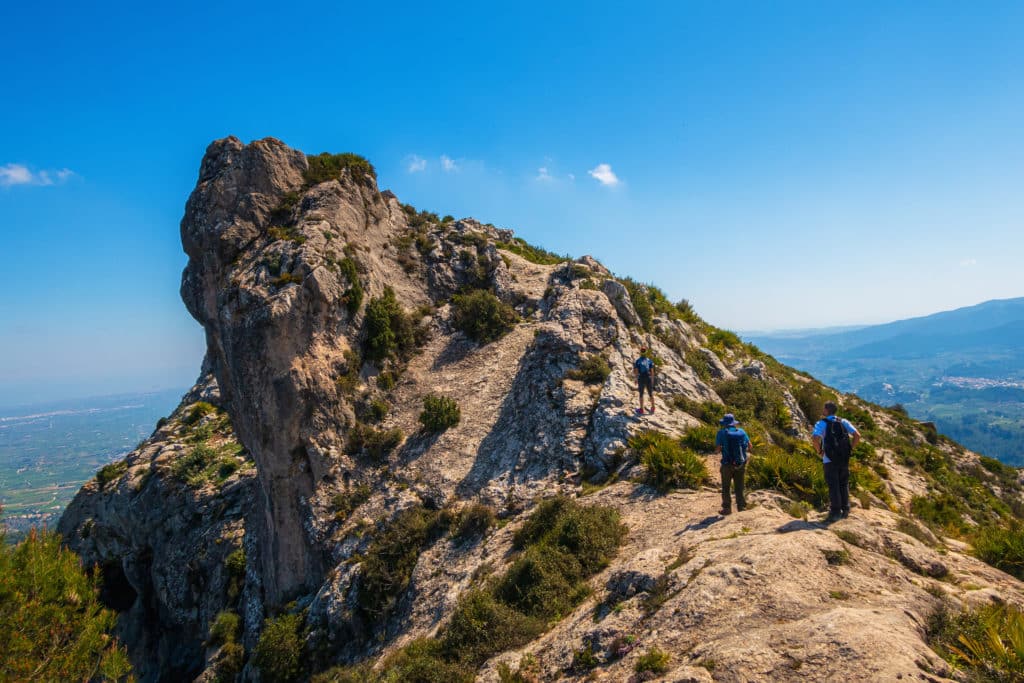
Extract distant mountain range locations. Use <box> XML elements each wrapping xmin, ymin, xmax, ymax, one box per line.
<box><xmin>748</xmin><ymin>297</ymin><xmax>1024</xmax><ymax>465</ymax></box>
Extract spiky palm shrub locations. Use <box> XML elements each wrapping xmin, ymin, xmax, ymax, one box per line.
<box><xmin>630</xmin><ymin>430</ymin><xmax>710</xmax><ymax>492</ymax></box>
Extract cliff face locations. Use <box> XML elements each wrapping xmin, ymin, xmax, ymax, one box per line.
<box><xmin>60</xmin><ymin>137</ymin><xmax>1024</xmax><ymax>682</ymax></box>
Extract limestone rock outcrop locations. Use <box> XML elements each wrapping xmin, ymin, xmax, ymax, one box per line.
<box><xmin>59</xmin><ymin>137</ymin><xmax>1024</xmax><ymax>682</ymax></box>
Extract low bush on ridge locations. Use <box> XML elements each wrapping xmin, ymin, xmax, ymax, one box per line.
<box><xmin>565</xmin><ymin>354</ymin><xmax>611</xmax><ymax>384</ymax></box>
<box><xmin>630</xmin><ymin>430</ymin><xmax>709</xmax><ymax>492</ymax></box>
<box><xmin>451</xmin><ymin>289</ymin><xmax>519</xmax><ymax>343</ymax></box>
<box><xmin>419</xmin><ymin>394</ymin><xmax>461</xmax><ymax>432</ymax></box>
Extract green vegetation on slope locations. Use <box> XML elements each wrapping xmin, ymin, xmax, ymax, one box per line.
<box><xmin>315</xmin><ymin>496</ymin><xmax>626</xmax><ymax>682</ymax></box>
<box><xmin>0</xmin><ymin>522</ymin><xmax>132</xmax><ymax>681</ymax></box>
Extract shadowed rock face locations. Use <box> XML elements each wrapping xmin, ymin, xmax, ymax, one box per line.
<box><xmin>60</xmin><ymin>137</ymin><xmax>1024</xmax><ymax>682</ymax></box>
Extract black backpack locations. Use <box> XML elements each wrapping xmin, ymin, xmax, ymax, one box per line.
<box><xmin>823</xmin><ymin>419</ymin><xmax>852</xmax><ymax>465</ymax></box>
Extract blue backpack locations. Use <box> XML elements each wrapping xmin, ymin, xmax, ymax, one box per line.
<box><xmin>722</xmin><ymin>429</ymin><xmax>747</xmax><ymax>465</ymax></box>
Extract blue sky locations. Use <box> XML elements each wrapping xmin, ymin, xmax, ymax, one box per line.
<box><xmin>1</xmin><ymin>1</ymin><xmax>1022</xmax><ymax>405</ymax></box>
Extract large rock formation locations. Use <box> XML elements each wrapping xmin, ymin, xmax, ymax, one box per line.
<box><xmin>60</xmin><ymin>137</ymin><xmax>1024</xmax><ymax>682</ymax></box>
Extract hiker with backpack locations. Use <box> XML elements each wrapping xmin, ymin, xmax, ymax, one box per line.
<box><xmin>634</xmin><ymin>347</ymin><xmax>656</xmax><ymax>415</ymax></box>
<box><xmin>715</xmin><ymin>413</ymin><xmax>751</xmax><ymax>515</ymax></box>
<box><xmin>812</xmin><ymin>401</ymin><xmax>861</xmax><ymax>523</ymax></box>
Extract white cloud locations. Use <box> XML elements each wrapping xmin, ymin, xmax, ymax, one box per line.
<box><xmin>536</xmin><ymin>166</ymin><xmax>553</xmax><ymax>182</ymax></box>
<box><xmin>405</xmin><ymin>154</ymin><xmax>427</xmax><ymax>173</ymax></box>
<box><xmin>587</xmin><ymin>163</ymin><xmax>619</xmax><ymax>187</ymax></box>
<box><xmin>959</xmin><ymin>258</ymin><xmax>978</xmax><ymax>267</ymax></box>
<box><xmin>440</xmin><ymin>155</ymin><xmax>458</xmax><ymax>172</ymax></box>
<box><xmin>0</xmin><ymin>163</ymin><xmax>75</xmax><ymax>187</ymax></box>
<box><xmin>567</xmin><ymin>173</ymin><xmax>575</xmax><ymax>181</ymax></box>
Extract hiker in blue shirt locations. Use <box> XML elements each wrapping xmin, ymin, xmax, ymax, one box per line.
<box><xmin>715</xmin><ymin>414</ymin><xmax>751</xmax><ymax>515</ymax></box>
<box><xmin>634</xmin><ymin>347</ymin><xmax>656</xmax><ymax>415</ymax></box>
<box><xmin>812</xmin><ymin>401</ymin><xmax>861</xmax><ymax>522</ymax></box>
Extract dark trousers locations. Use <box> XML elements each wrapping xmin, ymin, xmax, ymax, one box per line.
<box><xmin>720</xmin><ymin>462</ymin><xmax>746</xmax><ymax>512</ymax></box>
<box><xmin>824</xmin><ymin>460</ymin><xmax>850</xmax><ymax>515</ymax></box>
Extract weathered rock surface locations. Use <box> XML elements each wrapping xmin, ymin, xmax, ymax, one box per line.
<box><xmin>59</xmin><ymin>137</ymin><xmax>1024</xmax><ymax>682</ymax></box>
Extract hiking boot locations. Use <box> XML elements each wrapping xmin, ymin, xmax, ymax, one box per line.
<box><xmin>635</xmin><ymin>407</ymin><xmax>644</xmax><ymax>416</ymax></box>
<box><xmin>824</xmin><ymin>514</ymin><xmax>842</xmax><ymax>524</ymax></box>
<box><xmin>719</xmin><ymin>508</ymin><xmax>732</xmax><ymax>516</ymax></box>
<box><xmin>648</xmin><ymin>407</ymin><xmax>655</xmax><ymax>414</ymax></box>
<box><xmin>841</xmin><ymin>509</ymin><xmax>850</xmax><ymax>519</ymax></box>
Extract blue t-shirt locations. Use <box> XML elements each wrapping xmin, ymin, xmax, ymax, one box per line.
<box><xmin>716</xmin><ymin>427</ymin><xmax>751</xmax><ymax>464</ymax></box>
<box><xmin>634</xmin><ymin>356</ymin><xmax>654</xmax><ymax>377</ymax></box>
<box><xmin>812</xmin><ymin>416</ymin><xmax>858</xmax><ymax>464</ymax></box>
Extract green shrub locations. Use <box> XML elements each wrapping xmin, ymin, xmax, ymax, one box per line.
<box><xmin>716</xmin><ymin>375</ymin><xmax>789</xmax><ymax>430</ymax></box>
<box><xmin>494</xmin><ymin>237</ymin><xmax>567</xmax><ymax>265</ymax></box>
<box><xmin>565</xmin><ymin>354</ymin><xmax>611</xmax><ymax>384</ymax></box>
<box><xmin>364</xmin><ymin>287</ymin><xmax>415</xmax><ymax>361</ymax></box>
<box><xmin>376</xmin><ymin>370</ymin><xmax>397</xmax><ymax>391</ymax></box>
<box><xmin>209</xmin><ymin>610</ymin><xmax>241</xmax><ymax>645</ymax></box>
<box><xmin>630</xmin><ymin>430</ymin><xmax>709</xmax><ymax>493</ymax></box>
<box><xmin>972</xmin><ymin>524</ymin><xmax>1024</xmax><ymax>580</ymax></box>
<box><xmin>896</xmin><ymin>518</ymin><xmax>933</xmax><ymax>546</ymax></box>
<box><xmin>254</xmin><ymin>611</ymin><xmax>306</xmax><ymax>683</ymax></box>
<box><xmin>268</xmin><ymin>224</ymin><xmax>307</xmax><ymax>245</ymax></box>
<box><xmin>454</xmin><ymin>503</ymin><xmax>497</xmax><ymax>542</ymax></box>
<box><xmin>672</xmin><ymin>396</ymin><xmax>726</xmax><ymax>424</ymax></box>
<box><xmin>271</xmin><ymin>272</ymin><xmax>303</xmax><ymax>288</ymax></box>
<box><xmin>305</xmin><ymin>152</ymin><xmax>376</xmax><ymax>186</ymax></box>
<box><xmin>215</xmin><ymin>641</ymin><xmax>244</xmax><ymax>682</ymax></box>
<box><xmin>340</xmin><ymin>497</ymin><xmax>625</xmax><ymax>681</ymax></box>
<box><xmin>171</xmin><ymin>442</ymin><xmax>243</xmax><ymax>487</ymax></box>
<box><xmin>225</xmin><ymin>548</ymin><xmax>245</xmax><ymax>603</ymax></box>
<box><xmin>367</xmin><ymin>399</ymin><xmax>389</xmax><ymax>423</ymax></box>
<box><xmin>911</xmin><ymin>494</ymin><xmax>964</xmax><ymax>532</ymax></box>
<box><xmin>439</xmin><ymin>590</ymin><xmax>543</xmax><ymax>665</ymax></box>
<box><xmin>358</xmin><ymin>507</ymin><xmax>448</xmax><ymax>622</ymax></box>
<box><xmin>184</xmin><ymin>401</ymin><xmax>218</xmax><ymax>425</ymax></box>
<box><xmin>794</xmin><ymin>382</ymin><xmax>833</xmax><ymax>424</ymax></box>
<box><xmin>270</xmin><ymin>191</ymin><xmax>301</xmax><ymax>224</ymax></box>
<box><xmin>378</xmin><ymin>638</ymin><xmax>475</xmax><ymax>683</ymax></box>
<box><xmin>822</xmin><ymin>548</ymin><xmax>851</xmax><ymax>566</ymax></box>
<box><xmin>684</xmin><ymin>348</ymin><xmax>713</xmax><ymax>382</ymax></box>
<box><xmin>635</xmin><ymin>646</ymin><xmax>671</xmax><ymax>674</ymax></box>
<box><xmin>673</xmin><ymin>299</ymin><xmax>703</xmax><ymax>325</ymax></box>
<box><xmin>746</xmin><ymin>446</ymin><xmax>828</xmax><ymax>507</ymax></box>
<box><xmin>0</xmin><ymin>526</ymin><xmax>132</xmax><ymax>680</ymax></box>
<box><xmin>345</xmin><ymin>423</ymin><xmax>404</xmax><ymax>461</ymax></box>
<box><xmin>681</xmin><ymin>424</ymin><xmax>718</xmax><ymax>454</ymax></box>
<box><xmin>621</xmin><ymin>278</ymin><xmax>655</xmax><ymax>330</ymax></box>
<box><xmin>980</xmin><ymin>455</ymin><xmax>1019</xmax><ymax>487</ymax></box>
<box><xmin>927</xmin><ymin>602</ymin><xmax>1024</xmax><ymax>680</ymax></box>
<box><xmin>705</xmin><ymin>328</ymin><xmax>743</xmax><ymax>354</ymax></box>
<box><xmin>419</xmin><ymin>394</ymin><xmax>461</xmax><ymax>432</ymax></box>
<box><xmin>331</xmin><ymin>484</ymin><xmax>372</xmax><ymax>522</ymax></box>
<box><xmin>451</xmin><ymin>289</ymin><xmax>519</xmax><ymax>343</ymax></box>
<box><xmin>338</xmin><ymin>257</ymin><xmax>363</xmax><ymax>314</ymax></box>
<box><xmin>96</xmin><ymin>460</ymin><xmax>128</xmax><ymax>489</ymax></box>
<box><xmin>497</xmin><ymin>499</ymin><xmax>625</xmax><ymax>620</ymax></box>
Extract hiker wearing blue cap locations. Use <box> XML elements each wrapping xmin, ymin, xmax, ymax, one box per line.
<box><xmin>634</xmin><ymin>347</ymin><xmax>656</xmax><ymax>415</ymax></box>
<box><xmin>715</xmin><ymin>413</ymin><xmax>751</xmax><ymax>515</ymax></box>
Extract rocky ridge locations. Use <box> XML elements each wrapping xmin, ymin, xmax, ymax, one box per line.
<box><xmin>59</xmin><ymin>137</ymin><xmax>1024</xmax><ymax>682</ymax></box>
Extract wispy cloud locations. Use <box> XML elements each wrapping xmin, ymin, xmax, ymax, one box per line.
<box><xmin>440</xmin><ymin>155</ymin><xmax>458</xmax><ymax>172</ymax></box>
<box><xmin>0</xmin><ymin>163</ymin><xmax>76</xmax><ymax>187</ymax></box>
<box><xmin>587</xmin><ymin>163</ymin><xmax>619</xmax><ymax>187</ymax></box>
<box><xmin>536</xmin><ymin>166</ymin><xmax>553</xmax><ymax>182</ymax></box>
<box><xmin>405</xmin><ymin>154</ymin><xmax>427</xmax><ymax>173</ymax></box>
<box><xmin>959</xmin><ymin>258</ymin><xmax>978</xmax><ymax>268</ymax></box>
